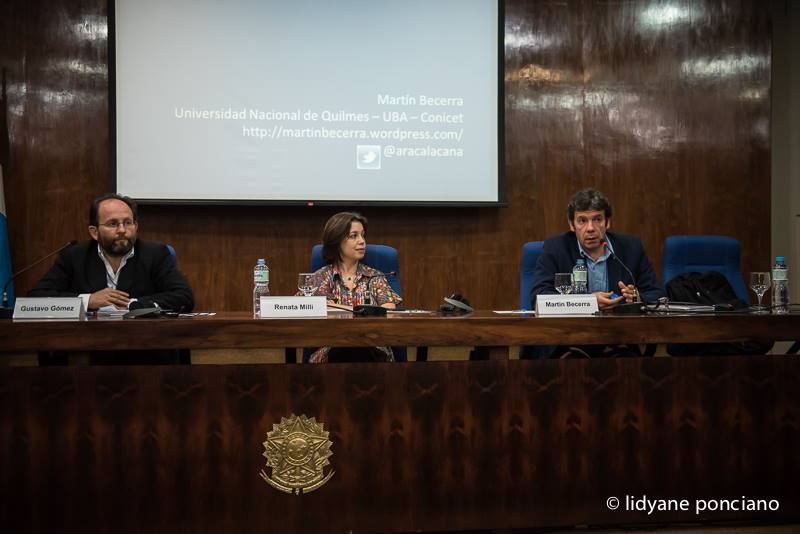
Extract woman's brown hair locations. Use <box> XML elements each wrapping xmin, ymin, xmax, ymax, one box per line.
<box><xmin>321</xmin><ymin>212</ymin><xmax>368</xmax><ymax>265</ymax></box>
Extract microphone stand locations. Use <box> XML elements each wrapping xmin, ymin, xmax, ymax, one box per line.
<box><xmin>1</xmin><ymin>240</ymin><xmax>77</xmax><ymax>319</ymax></box>
<box><xmin>602</xmin><ymin>239</ymin><xmax>646</xmax><ymax>314</ymax></box>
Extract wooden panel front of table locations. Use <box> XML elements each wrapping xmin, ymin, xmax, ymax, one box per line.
<box><xmin>1</xmin><ymin>313</ymin><xmax>798</xmax><ymax>532</ymax></box>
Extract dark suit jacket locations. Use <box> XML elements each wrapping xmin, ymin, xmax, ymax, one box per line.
<box><xmin>531</xmin><ymin>230</ymin><xmax>665</xmax><ymax>308</ymax></box>
<box><xmin>29</xmin><ymin>239</ymin><xmax>194</xmax><ymax>312</ymax></box>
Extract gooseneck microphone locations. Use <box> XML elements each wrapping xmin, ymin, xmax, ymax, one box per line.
<box><xmin>601</xmin><ymin>239</ymin><xmax>645</xmax><ymax>314</ymax></box>
<box><xmin>601</xmin><ymin>240</ymin><xmax>639</xmax><ymax>295</ymax></box>
<box><xmin>442</xmin><ymin>294</ymin><xmax>474</xmax><ymax>314</ymax></box>
<box><xmin>0</xmin><ymin>239</ymin><xmax>77</xmax><ymax>317</ymax></box>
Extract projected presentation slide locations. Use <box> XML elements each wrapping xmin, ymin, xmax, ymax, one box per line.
<box><xmin>113</xmin><ymin>0</ymin><xmax>500</xmax><ymax>204</ymax></box>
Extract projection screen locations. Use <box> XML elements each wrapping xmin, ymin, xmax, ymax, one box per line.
<box><xmin>112</xmin><ymin>0</ymin><xmax>503</xmax><ymax>205</ymax></box>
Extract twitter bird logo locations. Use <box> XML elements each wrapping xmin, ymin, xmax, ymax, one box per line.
<box><xmin>356</xmin><ymin>145</ymin><xmax>381</xmax><ymax>170</ymax></box>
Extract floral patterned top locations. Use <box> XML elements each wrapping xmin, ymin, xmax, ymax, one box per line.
<box><xmin>307</xmin><ymin>262</ymin><xmax>402</xmax><ymax>363</ymax></box>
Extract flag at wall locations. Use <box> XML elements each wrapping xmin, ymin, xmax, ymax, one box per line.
<box><xmin>0</xmin><ymin>69</ymin><xmax>10</xmax><ymax>306</ymax></box>
<box><xmin>0</xmin><ymin>164</ymin><xmax>12</xmax><ymax>306</ymax></box>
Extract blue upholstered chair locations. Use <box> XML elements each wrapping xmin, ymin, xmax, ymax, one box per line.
<box><xmin>164</xmin><ymin>244</ymin><xmax>191</xmax><ymax>363</ymax></box>
<box><xmin>661</xmin><ymin>236</ymin><xmax>785</xmax><ymax>356</ymax></box>
<box><xmin>306</xmin><ymin>243</ymin><xmax>406</xmax><ymax>362</ymax></box>
<box><xmin>661</xmin><ymin>235</ymin><xmax>749</xmax><ymax>303</ymax></box>
<box><xmin>166</xmin><ymin>244</ymin><xmax>177</xmax><ymax>267</ymax></box>
<box><xmin>519</xmin><ymin>241</ymin><xmax>544</xmax><ymax>310</ymax></box>
<box><xmin>517</xmin><ymin>241</ymin><xmax>545</xmax><ymax>359</ymax></box>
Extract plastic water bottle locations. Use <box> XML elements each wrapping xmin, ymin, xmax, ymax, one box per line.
<box><xmin>572</xmin><ymin>259</ymin><xmax>588</xmax><ymax>294</ymax></box>
<box><xmin>253</xmin><ymin>258</ymin><xmax>270</xmax><ymax>317</ymax></box>
<box><xmin>772</xmin><ymin>256</ymin><xmax>789</xmax><ymax>314</ymax></box>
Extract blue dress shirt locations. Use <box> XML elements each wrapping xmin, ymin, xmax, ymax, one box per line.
<box><xmin>577</xmin><ymin>238</ymin><xmax>615</xmax><ymax>293</ymax></box>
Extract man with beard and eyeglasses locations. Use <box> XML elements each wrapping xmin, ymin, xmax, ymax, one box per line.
<box><xmin>29</xmin><ymin>193</ymin><xmax>193</xmax><ymax>314</ymax></box>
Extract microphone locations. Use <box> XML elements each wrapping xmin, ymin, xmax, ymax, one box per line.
<box><xmin>353</xmin><ymin>270</ymin><xmax>397</xmax><ymax>317</ymax></box>
<box><xmin>441</xmin><ymin>294</ymin><xmax>474</xmax><ymax>314</ymax></box>
<box><xmin>1</xmin><ymin>240</ymin><xmax>77</xmax><ymax>318</ymax></box>
<box><xmin>601</xmin><ymin>239</ymin><xmax>645</xmax><ymax>314</ymax></box>
<box><xmin>601</xmin><ymin>240</ymin><xmax>638</xmax><ymax>292</ymax></box>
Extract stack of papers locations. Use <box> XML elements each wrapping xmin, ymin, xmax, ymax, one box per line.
<box><xmin>645</xmin><ymin>303</ymin><xmax>715</xmax><ymax>312</ymax></box>
<box><xmin>96</xmin><ymin>308</ymin><xmax>129</xmax><ymax>317</ymax></box>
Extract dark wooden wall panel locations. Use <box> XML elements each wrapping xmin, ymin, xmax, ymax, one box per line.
<box><xmin>0</xmin><ymin>0</ymin><xmax>772</xmax><ymax>311</ymax></box>
<box><xmin>1</xmin><ymin>358</ymin><xmax>798</xmax><ymax>532</ymax></box>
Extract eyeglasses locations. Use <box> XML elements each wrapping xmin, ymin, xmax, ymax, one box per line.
<box><xmin>97</xmin><ymin>219</ymin><xmax>137</xmax><ymax>230</ymax></box>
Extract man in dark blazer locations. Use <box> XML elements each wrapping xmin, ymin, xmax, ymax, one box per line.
<box><xmin>527</xmin><ymin>189</ymin><xmax>664</xmax><ymax>358</ymax></box>
<box><xmin>29</xmin><ymin>194</ymin><xmax>193</xmax><ymax>313</ymax></box>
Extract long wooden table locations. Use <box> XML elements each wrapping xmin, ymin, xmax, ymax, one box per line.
<box><xmin>1</xmin><ymin>312</ymin><xmax>799</xmax><ymax>533</ymax></box>
<box><xmin>2</xmin><ymin>310</ymin><xmax>799</xmax><ymax>352</ymax></box>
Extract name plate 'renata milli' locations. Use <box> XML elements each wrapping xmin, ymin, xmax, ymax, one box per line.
<box><xmin>535</xmin><ymin>294</ymin><xmax>599</xmax><ymax>316</ymax></box>
<box><xmin>13</xmin><ymin>297</ymin><xmax>86</xmax><ymax>320</ymax></box>
<box><xmin>259</xmin><ymin>296</ymin><xmax>327</xmax><ymax>318</ymax></box>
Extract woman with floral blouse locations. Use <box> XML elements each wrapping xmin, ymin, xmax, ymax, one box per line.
<box><xmin>307</xmin><ymin>211</ymin><xmax>402</xmax><ymax>363</ymax></box>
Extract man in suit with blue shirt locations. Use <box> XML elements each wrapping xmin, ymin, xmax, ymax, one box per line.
<box><xmin>527</xmin><ymin>189</ymin><xmax>665</xmax><ymax>358</ymax></box>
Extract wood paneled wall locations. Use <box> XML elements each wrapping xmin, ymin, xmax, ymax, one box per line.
<box><xmin>2</xmin><ymin>357</ymin><xmax>798</xmax><ymax>532</ymax></box>
<box><xmin>0</xmin><ymin>0</ymin><xmax>772</xmax><ymax>311</ymax></box>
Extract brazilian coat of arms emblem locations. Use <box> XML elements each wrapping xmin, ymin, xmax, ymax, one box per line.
<box><xmin>259</xmin><ymin>414</ymin><xmax>334</xmax><ymax>494</ymax></box>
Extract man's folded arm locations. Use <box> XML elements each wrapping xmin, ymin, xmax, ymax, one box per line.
<box><xmin>138</xmin><ymin>247</ymin><xmax>194</xmax><ymax>312</ymax></box>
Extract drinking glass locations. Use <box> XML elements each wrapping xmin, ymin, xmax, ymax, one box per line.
<box><xmin>749</xmin><ymin>272</ymin><xmax>771</xmax><ymax>313</ymax></box>
<box><xmin>554</xmin><ymin>273</ymin><xmax>573</xmax><ymax>295</ymax></box>
<box><xmin>298</xmin><ymin>273</ymin><xmax>316</xmax><ymax>297</ymax></box>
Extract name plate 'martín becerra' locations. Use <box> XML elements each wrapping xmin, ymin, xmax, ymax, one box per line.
<box><xmin>13</xmin><ymin>297</ymin><xmax>86</xmax><ymax>320</ymax></box>
<box><xmin>259</xmin><ymin>296</ymin><xmax>327</xmax><ymax>318</ymax></box>
<box><xmin>535</xmin><ymin>294</ymin><xmax>599</xmax><ymax>316</ymax></box>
